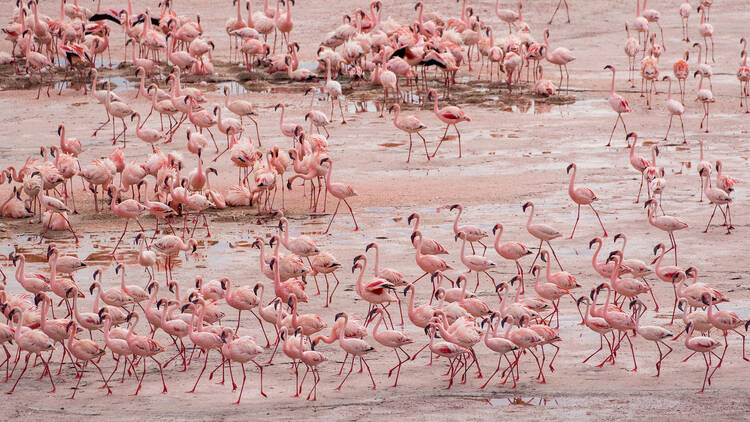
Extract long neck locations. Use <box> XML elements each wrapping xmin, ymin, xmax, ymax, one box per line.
<box><xmin>609</xmin><ymin>69</ymin><xmax>616</xmax><ymax>95</ymax></box>
<box><xmin>40</xmin><ymin>297</ymin><xmax>49</xmax><ymax>329</ymax></box>
<box><xmin>525</xmin><ymin>205</ymin><xmax>534</xmax><ymax>228</ymax></box>
<box><xmin>452</xmin><ymin>207</ymin><xmax>461</xmax><ymax>233</ymax></box>
<box><xmin>355</xmin><ymin>264</ymin><xmax>365</xmax><ymax>292</ymax></box>
<box><xmin>432</xmin><ymin>94</ymin><xmax>439</xmax><ymax>114</ymax></box>
<box><xmin>603</xmin><ymin>286</ymin><xmax>612</xmax><ymax>318</ymax></box>
<box><xmin>591</xmin><ymin>241</ymin><xmax>602</xmax><ymax>269</ymax></box>
<box><xmin>338</xmin><ymin>316</ymin><xmax>348</xmax><ymax>341</ymax></box>
<box><xmin>372</xmin><ymin>245</ymin><xmax>380</xmax><ymax>275</ymax></box>
<box><xmin>699</xmin><ymin>141</ymin><xmax>704</xmax><ymax>161</ymax></box>
<box><xmin>609</xmin><ymin>258</ymin><xmax>619</xmax><ymax>285</ymax></box>
<box><xmin>493</xmin><ymin>226</ymin><xmax>503</xmax><ymax>252</ymax></box>
<box><xmin>16</xmin><ymin>255</ymin><xmax>25</xmax><ymax>283</ymax></box>
<box><xmin>407</xmin><ymin>286</ymin><xmax>416</xmax><ymax>315</ymax></box>
<box><xmin>146</xmin><ymin>283</ymin><xmax>157</xmax><ymax>309</ymax></box>
<box><xmin>372</xmin><ymin>311</ymin><xmax>384</xmax><ymax>336</ymax></box>
<box><xmin>636</xmin><ymin>0</ymin><xmax>641</xmax><ymax>16</ymax></box>
<box><xmin>667</xmin><ymin>78</ymin><xmax>673</xmax><ymax>100</ymax></box>
<box><xmin>460</xmin><ymin>236</ymin><xmax>467</xmax><ymax>261</ymax></box>
<box><xmin>582</xmin><ymin>301</ymin><xmax>590</xmax><ymax>324</ymax></box>
<box><xmin>568</xmin><ymin>166</ymin><xmax>576</xmax><ymax>194</ymax></box>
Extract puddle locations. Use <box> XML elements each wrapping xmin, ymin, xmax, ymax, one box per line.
<box><xmin>215</xmin><ymin>81</ymin><xmax>248</xmax><ymax>95</ymax></box>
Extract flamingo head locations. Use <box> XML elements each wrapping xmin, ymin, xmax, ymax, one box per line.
<box><xmin>588</xmin><ymin>237</ymin><xmax>601</xmax><ymax>249</ymax></box>
<box><xmin>566</xmin><ymin>163</ymin><xmax>575</xmax><ymax>174</ymax></box>
<box><xmin>521</xmin><ymin>201</ymin><xmax>532</xmax><ymax>212</ymax></box>
<box><xmin>365</xmin><ymin>242</ymin><xmax>375</xmax><ymax>252</ymax></box>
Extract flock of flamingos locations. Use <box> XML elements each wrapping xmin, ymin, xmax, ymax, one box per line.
<box><xmin>0</xmin><ymin>0</ymin><xmax>747</xmax><ymax>406</ymax></box>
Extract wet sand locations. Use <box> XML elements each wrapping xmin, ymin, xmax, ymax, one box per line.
<box><xmin>1</xmin><ymin>0</ymin><xmax>750</xmax><ymax>420</ymax></box>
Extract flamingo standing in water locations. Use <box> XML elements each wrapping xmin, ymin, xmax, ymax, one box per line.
<box><xmin>427</xmin><ymin>89</ymin><xmax>470</xmax><ymax>159</ymax></box>
<box><xmin>604</xmin><ymin>65</ymin><xmax>631</xmax><ymax>146</ymax></box>
<box><xmin>543</xmin><ymin>29</ymin><xmax>575</xmax><ymax>94</ymax></box>
<box><xmin>566</xmin><ymin>163</ymin><xmax>607</xmax><ymax>239</ymax></box>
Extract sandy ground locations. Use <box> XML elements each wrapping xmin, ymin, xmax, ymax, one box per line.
<box><xmin>1</xmin><ymin>0</ymin><xmax>750</xmax><ymax>420</ymax></box>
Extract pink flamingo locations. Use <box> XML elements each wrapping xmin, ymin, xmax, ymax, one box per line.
<box><xmin>184</xmin><ymin>304</ymin><xmax>224</xmax><ymax>394</ymax></box>
<box><xmin>449</xmin><ymin>204</ymin><xmax>488</xmax><ymax>255</ymax></box>
<box><xmin>543</xmin><ymin>29</ymin><xmax>575</xmax><ymax>94</ymax></box>
<box><xmin>662</xmin><ymin>76</ymin><xmax>686</xmax><ymax>143</ymax></box>
<box><xmin>411</xmin><ymin>231</ymin><xmax>453</xmax><ymax>293</ymax></box>
<box><xmin>597</xmin><ymin>282</ymin><xmax>638</xmax><ymax>370</ymax></box>
<box><xmin>352</xmin><ymin>255</ymin><xmax>397</xmax><ymax>328</ymax></box>
<box><xmin>427</xmin><ymin>89</ymin><xmax>471</xmax><ymax>158</ymax></box>
<box><xmin>319</xmin><ymin>158</ymin><xmax>358</xmax><ymax>233</ymax></box>
<box><xmin>66</xmin><ymin>321</ymin><xmax>109</xmax><ymax>398</ymax></box>
<box><xmin>644</xmin><ymin>199</ymin><xmax>688</xmax><ymax>265</ymax></box>
<box><xmin>456</xmin><ymin>233</ymin><xmax>496</xmax><ymax>292</ymax></box>
<box><xmin>566</xmin><ymin>163</ymin><xmax>607</xmax><ymax>238</ymax></box>
<box><xmin>626</xmin><ymin>132</ymin><xmax>652</xmax><ymax>203</ymax></box>
<box><xmin>701</xmin><ymin>293</ymin><xmax>749</xmax><ymax>380</ymax></box>
<box><xmin>604</xmin><ymin>65</ymin><xmax>631</xmax><ymax>146</ymax></box>
<box><xmin>107</xmin><ymin>185</ymin><xmax>146</xmax><ymax>255</ymax></box>
<box><xmin>715</xmin><ymin>160</ymin><xmax>737</xmax><ymax>193</ymax></box>
<box><xmin>334</xmin><ymin>312</ymin><xmax>376</xmax><ymax>391</ymax></box>
<box><xmin>522</xmin><ymin>201</ymin><xmax>563</xmax><ymax>270</ymax></box>
<box><xmin>492</xmin><ymin>223</ymin><xmax>532</xmax><ymax>292</ymax></box>
<box><xmin>576</xmin><ymin>296</ymin><xmax>614</xmax><ymax>364</ymax></box>
<box><xmin>365</xmin><ymin>242</ymin><xmax>406</xmax><ymax>325</ymax></box>
<box><xmin>368</xmin><ymin>307</ymin><xmax>413</xmax><ymax>387</ymax></box>
<box><xmin>5</xmin><ymin>308</ymin><xmax>56</xmax><ymax>394</ymax></box>
<box><xmin>407</xmin><ymin>212</ymin><xmax>448</xmax><ymax>255</ymax></box>
<box><xmin>126</xmin><ymin>312</ymin><xmax>167</xmax><ymax>395</ymax></box>
<box><xmin>219</xmin><ymin>332</ymin><xmax>266</xmax><ymax>404</ymax></box>
<box><xmin>389</xmin><ymin>104</ymin><xmax>428</xmax><ymax>163</ymax></box>
<box><xmin>700</xmin><ymin>168</ymin><xmax>732</xmax><ymax>234</ymax></box>
<box><xmin>682</xmin><ymin>322</ymin><xmax>720</xmax><ymax>393</ymax></box>
<box><xmin>629</xmin><ymin>300</ymin><xmax>673</xmax><ymax>377</ymax></box>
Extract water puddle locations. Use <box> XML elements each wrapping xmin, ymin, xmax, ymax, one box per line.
<box><xmin>215</xmin><ymin>81</ymin><xmax>248</xmax><ymax>95</ymax></box>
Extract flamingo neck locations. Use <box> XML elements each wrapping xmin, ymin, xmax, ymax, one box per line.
<box><xmin>591</xmin><ymin>241</ymin><xmax>601</xmax><ymax>270</ymax></box>
<box><xmin>493</xmin><ymin>226</ymin><xmax>503</xmax><ymax>253</ymax></box>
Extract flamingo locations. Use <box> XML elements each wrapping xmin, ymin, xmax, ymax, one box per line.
<box><xmin>662</xmin><ymin>76</ymin><xmax>686</xmax><ymax>143</ymax></box>
<box><xmin>368</xmin><ymin>307</ymin><xmax>413</xmax><ymax>387</ymax></box>
<box><xmin>603</xmin><ymin>65</ymin><xmax>631</xmax><ymax>146</ymax></box>
<box><xmin>626</xmin><ymin>132</ymin><xmax>652</xmax><ymax>203</ymax></box>
<box><xmin>389</xmin><ymin>104</ymin><xmax>428</xmax><ymax>163</ymax></box>
<box><xmin>318</xmin><ymin>158</ymin><xmax>358</xmax><ymax>233</ymax></box>
<box><xmin>700</xmin><ymin>168</ymin><xmax>733</xmax><ymax>234</ymax></box>
<box><xmin>644</xmin><ymin>199</ymin><xmax>688</xmax><ymax>265</ymax></box>
<box><xmin>682</xmin><ymin>322</ymin><xmax>720</xmax><ymax>393</ymax></box>
<box><xmin>543</xmin><ymin>29</ymin><xmax>575</xmax><ymax>94</ymax></box>
<box><xmin>5</xmin><ymin>308</ymin><xmax>56</xmax><ymax>394</ymax></box>
<box><xmin>333</xmin><ymin>312</ymin><xmax>376</xmax><ymax>391</ymax></box>
<box><xmin>566</xmin><ymin>163</ymin><xmax>607</xmax><ymax>238</ymax></box>
<box><xmin>126</xmin><ymin>312</ymin><xmax>167</xmax><ymax>395</ymax></box>
<box><xmin>406</xmin><ymin>212</ymin><xmax>448</xmax><ymax>256</ymax></box>
<box><xmin>427</xmin><ymin>89</ymin><xmax>470</xmax><ymax>158</ymax></box>
<box><xmin>522</xmin><ymin>201</ymin><xmax>563</xmax><ymax>270</ymax></box>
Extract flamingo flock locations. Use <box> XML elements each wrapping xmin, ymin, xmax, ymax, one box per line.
<box><xmin>0</xmin><ymin>0</ymin><xmax>747</xmax><ymax>410</ymax></box>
